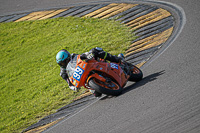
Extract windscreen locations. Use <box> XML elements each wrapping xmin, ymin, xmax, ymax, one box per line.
<box><xmin>66</xmin><ymin>55</ymin><xmax>78</xmax><ymax>77</ymax></box>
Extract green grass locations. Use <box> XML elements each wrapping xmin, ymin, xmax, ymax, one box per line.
<box><xmin>0</xmin><ymin>16</ymin><xmax>135</xmax><ymax>133</ymax></box>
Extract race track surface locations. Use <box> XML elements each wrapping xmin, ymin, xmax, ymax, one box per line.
<box><xmin>1</xmin><ymin>0</ymin><xmax>200</xmax><ymax>133</ymax></box>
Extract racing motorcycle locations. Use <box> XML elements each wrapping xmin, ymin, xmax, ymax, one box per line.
<box><xmin>66</xmin><ymin>54</ymin><xmax>143</xmax><ymax>97</ymax></box>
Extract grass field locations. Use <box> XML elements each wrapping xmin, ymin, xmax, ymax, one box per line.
<box><xmin>0</xmin><ymin>16</ymin><xmax>135</xmax><ymax>133</ymax></box>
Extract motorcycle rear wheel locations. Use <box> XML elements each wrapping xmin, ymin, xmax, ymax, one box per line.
<box><xmin>128</xmin><ymin>65</ymin><xmax>143</xmax><ymax>82</ymax></box>
<box><xmin>88</xmin><ymin>78</ymin><xmax>123</xmax><ymax>96</ymax></box>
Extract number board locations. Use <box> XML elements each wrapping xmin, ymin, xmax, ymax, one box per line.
<box><xmin>73</xmin><ymin>66</ymin><xmax>84</xmax><ymax>81</ymax></box>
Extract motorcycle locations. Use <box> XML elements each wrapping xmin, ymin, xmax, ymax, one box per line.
<box><xmin>66</xmin><ymin>54</ymin><xmax>143</xmax><ymax>97</ymax></box>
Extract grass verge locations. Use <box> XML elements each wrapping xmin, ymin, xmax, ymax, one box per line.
<box><xmin>0</xmin><ymin>16</ymin><xmax>135</xmax><ymax>133</ymax></box>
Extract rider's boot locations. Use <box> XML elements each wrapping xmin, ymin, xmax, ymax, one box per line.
<box><xmin>118</xmin><ymin>53</ymin><xmax>132</xmax><ymax>75</ymax></box>
<box><xmin>118</xmin><ymin>53</ymin><xmax>125</xmax><ymax>62</ymax></box>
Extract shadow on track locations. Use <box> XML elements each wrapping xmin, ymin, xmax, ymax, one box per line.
<box><xmin>123</xmin><ymin>70</ymin><xmax>165</xmax><ymax>94</ymax></box>
<box><xmin>100</xmin><ymin>70</ymin><xmax>165</xmax><ymax>100</ymax></box>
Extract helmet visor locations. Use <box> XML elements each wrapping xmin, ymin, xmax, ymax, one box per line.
<box><xmin>58</xmin><ymin>58</ymin><xmax>70</xmax><ymax>67</ymax></box>
<box><xmin>58</xmin><ymin>61</ymin><xmax>67</xmax><ymax>67</ymax></box>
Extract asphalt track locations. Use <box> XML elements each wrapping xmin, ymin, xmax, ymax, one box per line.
<box><xmin>1</xmin><ymin>0</ymin><xmax>200</xmax><ymax>133</ymax></box>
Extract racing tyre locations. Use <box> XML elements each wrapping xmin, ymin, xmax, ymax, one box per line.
<box><xmin>128</xmin><ymin>65</ymin><xmax>143</xmax><ymax>82</ymax></box>
<box><xmin>88</xmin><ymin>78</ymin><xmax>123</xmax><ymax>96</ymax></box>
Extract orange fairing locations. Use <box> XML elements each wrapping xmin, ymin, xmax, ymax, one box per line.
<box><xmin>68</xmin><ymin>55</ymin><xmax>129</xmax><ymax>88</ymax></box>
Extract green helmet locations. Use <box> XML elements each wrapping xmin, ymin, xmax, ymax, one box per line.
<box><xmin>56</xmin><ymin>49</ymin><xmax>71</xmax><ymax>67</ymax></box>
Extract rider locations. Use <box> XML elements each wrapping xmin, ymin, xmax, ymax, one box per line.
<box><xmin>56</xmin><ymin>47</ymin><xmax>124</xmax><ymax>92</ymax></box>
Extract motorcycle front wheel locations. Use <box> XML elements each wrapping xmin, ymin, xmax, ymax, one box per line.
<box><xmin>128</xmin><ymin>65</ymin><xmax>143</xmax><ymax>82</ymax></box>
<box><xmin>88</xmin><ymin>78</ymin><xmax>123</xmax><ymax>96</ymax></box>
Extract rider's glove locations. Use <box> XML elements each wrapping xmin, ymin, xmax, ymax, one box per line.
<box><xmin>87</xmin><ymin>47</ymin><xmax>103</xmax><ymax>60</ymax></box>
<box><xmin>69</xmin><ymin>86</ymin><xmax>78</xmax><ymax>91</ymax></box>
<box><xmin>88</xmin><ymin>53</ymin><xmax>94</xmax><ymax>60</ymax></box>
<box><xmin>85</xmin><ymin>52</ymin><xmax>94</xmax><ymax>60</ymax></box>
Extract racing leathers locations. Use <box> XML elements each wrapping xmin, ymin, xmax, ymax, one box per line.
<box><xmin>59</xmin><ymin>47</ymin><xmax>122</xmax><ymax>91</ymax></box>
